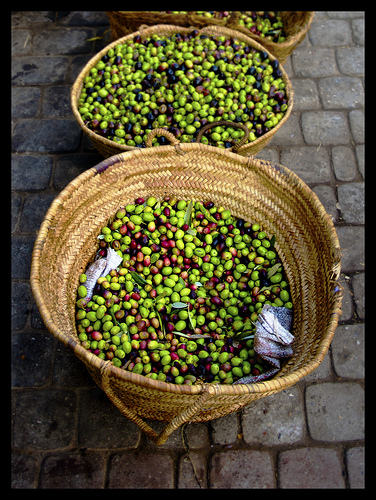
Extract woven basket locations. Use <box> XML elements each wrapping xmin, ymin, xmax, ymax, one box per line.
<box><xmin>106</xmin><ymin>11</ymin><xmax>315</xmax><ymax>64</ymax></box>
<box><xmin>31</xmin><ymin>135</ymin><xmax>342</xmax><ymax>445</ymax></box>
<box><xmin>71</xmin><ymin>24</ymin><xmax>294</xmax><ymax>159</ymax></box>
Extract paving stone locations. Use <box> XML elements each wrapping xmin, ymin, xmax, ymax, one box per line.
<box><xmin>278</xmin><ymin>447</ymin><xmax>345</xmax><ymax>488</ymax></box>
<box><xmin>13</xmin><ymin>389</ymin><xmax>77</xmax><ymax>450</ymax></box>
<box><xmin>289</xmin><ymin>78</ymin><xmax>320</xmax><ymax>110</ymax></box>
<box><xmin>306</xmin><ymin>382</ymin><xmax>364</xmax><ymax>441</ymax></box>
<box><xmin>336</xmin><ymin>226</ymin><xmax>365</xmax><ymax>273</ymax></box>
<box><xmin>352</xmin><ymin>272</ymin><xmax>365</xmax><ymax>319</ymax></box>
<box><xmin>349</xmin><ymin>109</ymin><xmax>364</xmax><ymax>143</ymax></box>
<box><xmin>338</xmin><ymin>276</ymin><xmax>355</xmax><ymax>321</ymax></box>
<box><xmin>78</xmin><ymin>387</ymin><xmax>140</xmax><ymax>449</ymax></box>
<box><xmin>12</xmin><ymin>154</ymin><xmax>53</xmax><ymax>191</ymax></box>
<box><xmin>301</xmin><ymin>111</ymin><xmax>351</xmax><ymax>146</ymax></box>
<box><xmin>211</xmin><ymin>412</ymin><xmax>238</xmax><ymax>445</ymax></box>
<box><xmin>11</xmin><ymin>453</ymin><xmax>39</xmax><ymax>488</ymax></box>
<box><xmin>326</xmin><ymin>12</ymin><xmax>364</xmax><ymax>19</ymax></box>
<box><xmin>267</xmin><ymin>113</ymin><xmax>303</xmax><ymax>146</ymax></box>
<box><xmin>53</xmin><ymin>153</ymin><xmax>103</xmax><ymax>190</ymax></box>
<box><xmin>59</xmin><ymin>11</ymin><xmax>109</xmax><ymax>26</ymax></box>
<box><xmin>12</xmin><ymin>56</ymin><xmax>70</xmax><ymax>84</ymax></box>
<box><xmin>12</xmin><ymin>87</ymin><xmax>41</xmax><ymax>118</ymax></box>
<box><xmin>42</xmin><ymin>86</ymin><xmax>72</xmax><ymax>117</ymax></box>
<box><xmin>108</xmin><ymin>451</ymin><xmax>175</xmax><ymax>488</ymax></box>
<box><xmin>11</xmin><ymin>235</ymin><xmax>36</xmax><ymax>280</ymax></box>
<box><xmin>12</xmin><ymin>119</ymin><xmax>81</xmax><ymax>153</ymax></box>
<box><xmin>52</xmin><ymin>344</ymin><xmax>97</xmax><ymax>388</ymax></box>
<box><xmin>309</xmin><ymin>19</ymin><xmax>353</xmax><ymax>46</ymax></box>
<box><xmin>337</xmin><ymin>182</ymin><xmax>365</xmax><ymax>224</ymax></box>
<box><xmin>178</xmin><ymin>453</ymin><xmax>207</xmax><ymax>489</ymax></box>
<box><xmin>19</xmin><ymin>194</ymin><xmax>57</xmax><ymax>233</ymax></box>
<box><xmin>355</xmin><ymin>144</ymin><xmax>365</xmax><ymax>179</ymax></box>
<box><xmin>40</xmin><ymin>452</ymin><xmax>106</xmax><ymax>488</ymax></box>
<box><xmin>331</xmin><ymin>145</ymin><xmax>358</xmax><ymax>182</ymax></box>
<box><xmin>292</xmin><ymin>48</ymin><xmax>338</xmax><ymax>77</ymax></box>
<box><xmin>12</xmin><ymin>331</ymin><xmax>54</xmax><ymax>387</ymax></box>
<box><xmin>336</xmin><ymin>47</ymin><xmax>365</xmax><ymax>75</ymax></box>
<box><xmin>300</xmin><ymin>352</ymin><xmax>332</xmax><ymax>383</ymax></box>
<box><xmin>209</xmin><ymin>450</ymin><xmax>275</xmax><ymax>488</ymax></box>
<box><xmin>32</xmin><ymin>28</ymin><xmax>94</xmax><ymax>55</ymax></box>
<box><xmin>318</xmin><ymin>76</ymin><xmax>364</xmax><ymax>109</ymax></box>
<box><xmin>346</xmin><ymin>446</ymin><xmax>365</xmax><ymax>488</ymax></box>
<box><xmin>280</xmin><ymin>146</ymin><xmax>331</xmax><ymax>184</ymax></box>
<box><xmin>242</xmin><ymin>387</ymin><xmax>305</xmax><ymax>446</ymax></box>
<box><xmin>182</xmin><ymin>422</ymin><xmax>210</xmax><ymax>449</ymax></box>
<box><xmin>312</xmin><ymin>185</ymin><xmax>338</xmax><ymax>223</ymax></box>
<box><xmin>331</xmin><ymin>323</ymin><xmax>364</xmax><ymax>379</ymax></box>
<box><xmin>11</xmin><ymin>281</ymin><xmax>31</xmax><ymax>331</ymax></box>
<box><xmin>254</xmin><ymin>147</ymin><xmax>279</xmax><ymax>164</ymax></box>
<box><xmin>351</xmin><ymin>18</ymin><xmax>365</xmax><ymax>45</ymax></box>
<box><xmin>12</xmin><ymin>29</ymin><xmax>33</xmax><ymax>56</ymax></box>
<box><xmin>11</xmin><ymin>194</ymin><xmax>22</xmax><ymax>233</ymax></box>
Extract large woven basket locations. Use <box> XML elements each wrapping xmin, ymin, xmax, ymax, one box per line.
<box><xmin>106</xmin><ymin>11</ymin><xmax>315</xmax><ymax>64</ymax></box>
<box><xmin>71</xmin><ymin>24</ymin><xmax>294</xmax><ymax>159</ymax></box>
<box><xmin>31</xmin><ymin>135</ymin><xmax>342</xmax><ymax>445</ymax></box>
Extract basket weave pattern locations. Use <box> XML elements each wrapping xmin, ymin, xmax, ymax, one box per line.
<box><xmin>31</xmin><ymin>141</ymin><xmax>342</xmax><ymax>444</ymax></box>
<box><xmin>71</xmin><ymin>24</ymin><xmax>294</xmax><ymax>159</ymax></box>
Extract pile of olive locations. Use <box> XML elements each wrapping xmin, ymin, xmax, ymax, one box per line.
<box><xmin>75</xmin><ymin>196</ymin><xmax>292</xmax><ymax>384</ymax></box>
<box><xmin>77</xmin><ymin>29</ymin><xmax>288</xmax><ymax>149</ymax></box>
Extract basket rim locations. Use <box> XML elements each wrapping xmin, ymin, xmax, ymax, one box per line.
<box><xmin>30</xmin><ymin>144</ymin><xmax>342</xmax><ymax>398</ymax></box>
<box><xmin>71</xmin><ymin>23</ymin><xmax>294</xmax><ymax>156</ymax></box>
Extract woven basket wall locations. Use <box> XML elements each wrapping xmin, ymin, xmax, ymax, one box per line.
<box><xmin>31</xmin><ymin>141</ymin><xmax>342</xmax><ymax>445</ymax></box>
<box><xmin>71</xmin><ymin>24</ymin><xmax>294</xmax><ymax>159</ymax></box>
<box><xmin>106</xmin><ymin>11</ymin><xmax>315</xmax><ymax>63</ymax></box>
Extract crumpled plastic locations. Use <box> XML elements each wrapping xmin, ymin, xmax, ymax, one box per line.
<box><xmin>82</xmin><ymin>248</ymin><xmax>123</xmax><ymax>302</ymax></box>
<box><xmin>234</xmin><ymin>304</ymin><xmax>294</xmax><ymax>384</ymax></box>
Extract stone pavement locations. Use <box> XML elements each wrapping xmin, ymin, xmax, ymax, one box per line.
<box><xmin>11</xmin><ymin>11</ymin><xmax>365</xmax><ymax>488</ymax></box>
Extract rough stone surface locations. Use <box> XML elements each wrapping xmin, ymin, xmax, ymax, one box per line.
<box><xmin>11</xmin><ymin>11</ymin><xmax>365</xmax><ymax>489</ymax></box>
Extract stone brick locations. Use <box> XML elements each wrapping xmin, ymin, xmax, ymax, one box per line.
<box><xmin>346</xmin><ymin>446</ymin><xmax>365</xmax><ymax>488</ymax></box>
<box><xmin>11</xmin><ymin>281</ymin><xmax>31</xmax><ymax>331</ymax></box>
<box><xmin>309</xmin><ymin>19</ymin><xmax>353</xmax><ymax>46</ymax></box>
<box><xmin>289</xmin><ymin>78</ymin><xmax>320</xmax><ymax>110</ymax></box>
<box><xmin>13</xmin><ymin>389</ymin><xmax>77</xmax><ymax>450</ymax></box>
<box><xmin>11</xmin><ymin>194</ymin><xmax>22</xmax><ymax>233</ymax></box>
<box><xmin>12</xmin><ymin>119</ymin><xmax>81</xmax><ymax>153</ymax></box>
<box><xmin>53</xmin><ymin>153</ymin><xmax>103</xmax><ymax>190</ymax></box>
<box><xmin>336</xmin><ymin>226</ymin><xmax>365</xmax><ymax>273</ymax></box>
<box><xmin>242</xmin><ymin>387</ymin><xmax>305</xmax><ymax>445</ymax></box>
<box><xmin>336</xmin><ymin>47</ymin><xmax>365</xmax><ymax>75</ymax></box>
<box><xmin>12</xmin><ymin>56</ymin><xmax>70</xmax><ymax>84</ymax></box>
<box><xmin>11</xmin><ymin>453</ymin><xmax>38</xmax><ymax>488</ymax></box>
<box><xmin>278</xmin><ymin>448</ymin><xmax>345</xmax><ymax>488</ymax></box>
<box><xmin>11</xmin><ymin>332</ymin><xmax>54</xmax><ymax>387</ymax></box>
<box><xmin>338</xmin><ymin>276</ymin><xmax>355</xmax><ymax>321</ymax></box>
<box><xmin>42</xmin><ymin>86</ymin><xmax>72</xmax><ymax>117</ymax></box>
<box><xmin>306</xmin><ymin>382</ymin><xmax>364</xmax><ymax>441</ymax></box>
<box><xmin>337</xmin><ymin>182</ymin><xmax>365</xmax><ymax>224</ymax></box>
<box><xmin>11</xmin><ymin>235</ymin><xmax>35</xmax><ymax>279</ymax></box>
<box><xmin>331</xmin><ymin>145</ymin><xmax>358</xmax><ymax>182</ymax></box>
<box><xmin>32</xmin><ymin>28</ymin><xmax>94</xmax><ymax>55</ymax></box>
<box><xmin>312</xmin><ymin>185</ymin><xmax>338</xmax><ymax>223</ymax></box>
<box><xmin>352</xmin><ymin>272</ymin><xmax>365</xmax><ymax>319</ymax></box>
<box><xmin>12</xmin><ymin>154</ymin><xmax>53</xmax><ymax>191</ymax></box>
<box><xmin>182</xmin><ymin>422</ymin><xmax>210</xmax><ymax>449</ymax></box>
<box><xmin>52</xmin><ymin>344</ymin><xmax>97</xmax><ymax>388</ymax></box>
<box><xmin>78</xmin><ymin>387</ymin><xmax>140</xmax><ymax>449</ymax></box>
<box><xmin>19</xmin><ymin>194</ymin><xmax>57</xmax><ymax>233</ymax></box>
<box><xmin>318</xmin><ymin>77</ymin><xmax>364</xmax><ymax>109</ymax></box>
<box><xmin>12</xmin><ymin>87</ymin><xmax>40</xmax><ymax>118</ymax></box>
<box><xmin>267</xmin><ymin>113</ymin><xmax>303</xmax><ymax>146</ymax></box>
<box><xmin>331</xmin><ymin>323</ymin><xmax>365</xmax><ymax>379</ymax></box>
<box><xmin>355</xmin><ymin>144</ymin><xmax>365</xmax><ymax>178</ymax></box>
<box><xmin>349</xmin><ymin>109</ymin><xmax>364</xmax><ymax>143</ymax></box>
<box><xmin>280</xmin><ymin>146</ymin><xmax>331</xmax><ymax>184</ymax></box>
<box><xmin>12</xmin><ymin>29</ymin><xmax>32</xmax><ymax>56</ymax></box>
<box><xmin>108</xmin><ymin>451</ymin><xmax>175</xmax><ymax>488</ymax></box>
<box><xmin>352</xmin><ymin>18</ymin><xmax>365</xmax><ymax>45</ymax></box>
<box><xmin>292</xmin><ymin>48</ymin><xmax>338</xmax><ymax>77</ymax></box>
<box><xmin>178</xmin><ymin>453</ymin><xmax>207</xmax><ymax>489</ymax></box>
<box><xmin>40</xmin><ymin>453</ymin><xmax>106</xmax><ymax>488</ymax></box>
<box><xmin>301</xmin><ymin>111</ymin><xmax>351</xmax><ymax>146</ymax></box>
<box><xmin>211</xmin><ymin>412</ymin><xmax>238</xmax><ymax>445</ymax></box>
<box><xmin>300</xmin><ymin>352</ymin><xmax>331</xmax><ymax>382</ymax></box>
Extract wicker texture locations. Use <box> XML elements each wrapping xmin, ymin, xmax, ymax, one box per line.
<box><xmin>71</xmin><ymin>24</ymin><xmax>294</xmax><ymax>159</ymax></box>
<box><xmin>31</xmin><ymin>139</ymin><xmax>342</xmax><ymax>445</ymax></box>
<box><xmin>106</xmin><ymin>11</ymin><xmax>315</xmax><ymax>63</ymax></box>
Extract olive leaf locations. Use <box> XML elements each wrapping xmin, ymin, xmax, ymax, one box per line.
<box><xmin>269</xmin><ymin>235</ymin><xmax>276</xmax><ymax>249</ymax></box>
<box><xmin>130</xmin><ymin>271</ymin><xmax>149</xmax><ymax>287</ymax></box>
<box><xmin>186</xmin><ymin>227</ymin><xmax>197</xmax><ymax>236</ymax></box>
<box><xmin>173</xmin><ymin>331</ymin><xmax>211</xmax><ymax>339</ymax></box>
<box><xmin>197</xmin><ymin>203</ymin><xmax>217</xmax><ymax>223</ymax></box>
<box><xmin>195</xmin><ymin>281</ymin><xmax>203</xmax><ymax>287</ymax></box>
<box><xmin>171</xmin><ymin>302</ymin><xmax>188</xmax><ymax>309</ymax></box>
<box><xmin>183</xmin><ymin>200</ymin><xmax>193</xmax><ymax>227</ymax></box>
<box><xmin>178</xmin><ymin>276</ymin><xmax>186</xmax><ymax>287</ymax></box>
<box><xmin>267</xmin><ymin>263</ymin><xmax>281</xmax><ymax>279</ymax></box>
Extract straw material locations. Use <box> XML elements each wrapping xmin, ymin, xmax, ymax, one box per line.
<box><xmin>31</xmin><ymin>139</ymin><xmax>342</xmax><ymax>445</ymax></box>
<box><xmin>71</xmin><ymin>24</ymin><xmax>294</xmax><ymax>159</ymax></box>
<box><xmin>106</xmin><ymin>11</ymin><xmax>315</xmax><ymax>63</ymax></box>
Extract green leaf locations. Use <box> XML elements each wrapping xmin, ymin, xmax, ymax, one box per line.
<box><xmin>171</xmin><ymin>302</ymin><xmax>188</xmax><ymax>309</ymax></box>
<box><xmin>195</xmin><ymin>282</ymin><xmax>203</xmax><ymax>287</ymax></box>
<box><xmin>172</xmin><ymin>331</ymin><xmax>211</xmax><ymax>339</ymax></box>
<box><xmin>183</xmin><ymin>200</ymin><xmax>193</xmax><ymax>227</ymax></box>
<box><xmin>267</xmin><ymin>263</ymin><xmax>281</xmax><ymax>279</ymax></box>
<box><xmin>130</xmin><ymin>271</ymin><xmax>149</xmax><ymax>287</ymax></box>
<box><xmin>186</xmin><ymin>227</ymin><xmax>197</xmax><ymax>236</ymax></box>
<box><xmin>178</xmin><ymin>276</ymin><xmax>186</xmax><ymax>287</ymax></box>
<box><xmin>197</xmin><ymin>203</ymin><xmax>217</xmax><ymax>223</ymax></box>
<box><xmin>269</xmin><ymin>235</ymin><xmax>276</xmax><ymax>249</ymax></box>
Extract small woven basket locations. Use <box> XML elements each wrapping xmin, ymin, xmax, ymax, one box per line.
<box><xmin>31</xmin><ymin>136</ymin><xmax>342</xmax><ymax>445</ymax></box>
<box><xmin>106</xmin><ymin>11</ymin><xmax>315</xmax><ymax>63</ymax></box>
<box><xmin>71</xmin><ymin>24</ymin><xmax>294</xmax><ymax>159</ymax></box>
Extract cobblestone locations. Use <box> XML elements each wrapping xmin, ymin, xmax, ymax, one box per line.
<box><xmin>11</xmin><ymin>11</ymin><xmax>365</xmax><ymax>489</ymax></box>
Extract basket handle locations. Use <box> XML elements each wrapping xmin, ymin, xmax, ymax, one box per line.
<box><xmin>100</xmin><ymin>361</ymin><xmax>217</xmax><ymax>446</ymax></box>
<box><xmin>195</xmin><ymin>120</ymin><xmax>250</xmax><ymax>153</ymax></box>
<box><xmin>144</xmin><ymin>128</ymin><xmax>180</xmax><ymax>148</ymax></box>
